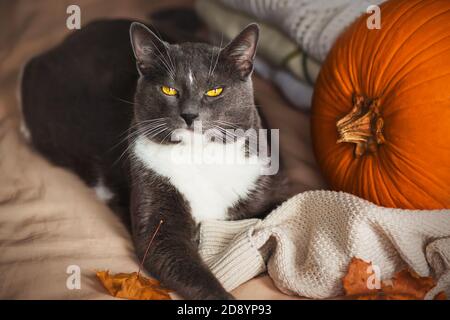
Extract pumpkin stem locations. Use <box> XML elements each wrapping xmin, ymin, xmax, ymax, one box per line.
<box><xmin>336</xmin><ymin>95</ymin><xmax>385</xmax><ymax>157</ymax></box>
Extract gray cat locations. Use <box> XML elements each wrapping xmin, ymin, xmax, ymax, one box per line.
<box><xmin>21</xmin><ymin>20</ymin><xmax>287</xmax><ymax>299</ymax></box>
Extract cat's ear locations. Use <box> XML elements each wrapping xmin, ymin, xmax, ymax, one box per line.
<box><xmin>129</xmin><ymin>22</ymin><xmax>168</xmax><ymax>72</ymax></box>
<box><xmin>222</xmin><ymin>23</ymin><xmax>259</xmax><ymax>79</ymax></box>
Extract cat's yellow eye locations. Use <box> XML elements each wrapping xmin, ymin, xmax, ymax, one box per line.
<box><xmin>205</xmin><ymin>87</ymin><xmax>223</xmax><ymax>97</ymax></box>
<box><xmin>161</xmin><ymin>86</ymin><xmax>178</xmax><ymax>96</ymax></box>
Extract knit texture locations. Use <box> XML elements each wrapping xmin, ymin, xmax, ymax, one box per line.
<box><xmin>218</xmin><ymin>0</ymin><xmax>386</xmax><ymax>62</ymax></box>
<box><xmin>198</xmin><ymin>191</ymin><xmax>450</xmax><ymax>299</ymax></box>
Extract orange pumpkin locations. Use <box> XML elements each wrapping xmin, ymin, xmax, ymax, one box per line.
<box><xmin>312</xmin><ymin>0</ymin><xmax>450</xmax><ymax>209</ymax></box>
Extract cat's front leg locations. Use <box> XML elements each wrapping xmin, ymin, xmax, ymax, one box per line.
<box><xmin>130</xmin><ymin>171</ymin><xmax>233</xmax><ymax>300</ymax></box>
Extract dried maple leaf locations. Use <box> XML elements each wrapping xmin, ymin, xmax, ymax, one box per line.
<box><xmin>96</xmin><ymin>221</ymin><xmax>170</xmax><ymax>300</ymax></box>
<box><xmin>342</xmin><ymin>257</ymin><xmax>446</xmax><ymax>300</ymax></box>
<box><xmin>382</xmin><ymin>269</ymin><xmax>436</xmax><ymax>300</ymax></box>
<box><xmin>342</xmin><ymin>257</ymin><xmax>377</xmax><ymax>296</ymax></box>
<box><xmin>96</xmin><ymin>270</ymin><xmax>171</xmax><ymax>300</ymax></box>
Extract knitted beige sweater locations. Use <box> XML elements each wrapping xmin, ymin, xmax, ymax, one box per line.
<box><xmin>198</xmin><ymin>191</ymin><xmax>450</xmax><ymax>299</ymax></box>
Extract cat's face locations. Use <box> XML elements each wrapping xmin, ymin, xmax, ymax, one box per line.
<box><xmin>130</xmin><ymin>22</ymin><xmax>260</xmax><ymax>144</ymax></box>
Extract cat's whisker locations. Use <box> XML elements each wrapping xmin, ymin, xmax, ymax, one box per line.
<box><xmin>152</xmin><ymin>27</ymin><xmax>177</xmax><ymax>77</ymax></box>
<box><xmin>212</xmin><ymin>125</ymin><xmax>240</xmax><ymax>144</ymax></box>
<box><xmin>147</xmin><ymin>38</ymin><xmax>176</xmax><ymax>79</ymax></box>
<box><xmin>209</xmin><ymin>33</ymin><xmax>224</xmax><ymax>80</ymax></box>
<box><xmin>163</xmin><ymin>45</ymin><xmax>176</xmax><ymax>78</ymax></box>
<box><xmin>213</xmin><ymin>125</ymin><xmax>238</xmax><ymax>137</ymax></box>
<box><xmin>155</xmin><ymin>55</ymin><xmax>176</xmax><ymax>80</ymax></box>
<box><xmin>212</xmin><ymin>125</ymin><xmax>259</xmax><ymax>154</ymax></box>
<box><xmin>111</xmin><ymin>96</ymin><xmax>137</xmax><ymax>106</ymax></box>
<box><xmin>111</xmin><ymin>136</ymin><xmax>137</xmax><ymax>167</ymax></box>
<box><xmin>139</xmin><ymin>117</ymin><xmax>170</xmax><ymax>124</ymax></box>
<box><xmin>208</xmin><ymin>46</ymin><xmax>215</xmax><ymax>80</ymax></box>
<box><xmin>213</xmin><ymin>120</ymin><xmax>240</xmax><ymax>129</ymax></box>
<box><xmin>146</xmin><ymin>126</ymin><xmax>169</xmax><ymax>139</ymax></box>
<box><xmin>137</xmin><ymin>125</ymin><xmax>168</xmax><ymax>141</ymax></box>
<box><xmin>208</xmin><ymin>129</ymin><xmax>235</xmax><ymax>144</ymax></box>
<box><xmin>112</xmin><ymin>122</ymin><xmax>168</xmax><ymax>167</ymax></box>
<box><xmin>118</xmin><ymin>118</ymin><xmax>168</xmax><ymax>137</ymax></box>
<box><xmin>121</xmin><ymin>122</ymin><xmax>166</xmax><ymax>140</ymax></box>
<box><xmin>160</xmin><ymin>129</ymin><xmax>175</xmax><ymax>145</ymax></box>
<box><xmin>111</xmin><ymin>122</ymin><xmax>168</xmax><ymax>151</ymax></box>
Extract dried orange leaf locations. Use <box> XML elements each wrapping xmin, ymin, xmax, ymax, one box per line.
<box><xmin>381</xmin><ymin>269</ymin><xmax>435</xmax><ymax>300</ymax></box>
<box><xmin>342</xmin><ymin>257</ymin><xmax>378</xmax><ymax>296</ymax></box>
<box><xmin>342</xmin><ymin>257</ymin><xmax>447</xmax><ymax>300</ymax></box>
<box><xmin>96</xmin><ymin>270</ymin><xmax>171</xmax><ymax>300</ymax></box>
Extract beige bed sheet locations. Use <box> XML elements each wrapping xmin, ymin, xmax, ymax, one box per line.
<box><xmin>0</xmin><ymin>0</ymin><xmax>326</xmax><ymax>299</ymax></box>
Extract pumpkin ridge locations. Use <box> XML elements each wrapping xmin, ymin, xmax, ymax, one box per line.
<box><xmin>380</xmin><ymin>146</ymin><xmax>442</xmax><ymax>209</ymax></box>
<box><xmin>384</xmin><ymin>141</ymin><xmax>449</xmax><ymax>201</ymax></box>
<box><xmin>372</xmin><ymin>153</ymin><xmax>396</xmax><ymax>207</ymax></box>
<box><xmin>381</xmin><ymin>36</ymin><xmax>450</xmax><ymax>100</ymax></box>
<box><xmin>388</xmin><ymin>69</ymin><xmax>450</xmax><ymax>101</ymax></box>
<box><xmin>330</xmin><ymin>64</ymin><xmax>353</xmax><ymax>99</ymax></box>
<box><xmin>377</xmin><ymin>152</ymin><xmax>418</xmax><ymax>208</ymax></box>
<box><xmin>365</xmin><ymin>0</ymin><xmax>424</xmax><ymax>87</ymax></box>
<box><xmin>371</xmin><ymin>1</ymin><xmax>443</xmax><ymax>93</ymax></box>
<box><xmin>339</xmin><ymin>159</ymin><xmax>354</xmax><ymax>196</ymax></box>
<box><xmin>366</xmin><ymin>160</ymin><xmax>381</xmax><ymax>205</ymax></box>
<box><xmin>386</xmin><ymin>143</ymin><xmax>449</xmax><ymax>199</ymax></box>
<box><xmin>378</xmin><ymin>6</ymin><xmax>450</xmax><ymax>90</ymax></box>
<box><xmin>374</xmin><ymin>5</ymin><xmax>445</xmax><ymax>95</ymax></box>
<box><xmin>373</xmin><ymin>150</ymin><xmax>402</xmax><ymax>207</ymax></box>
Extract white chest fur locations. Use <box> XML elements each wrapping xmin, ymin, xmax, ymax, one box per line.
<box><xmin>133</xmin><ymin>134</ymin><xmax>264</xmax><ymax>222</ymax></box>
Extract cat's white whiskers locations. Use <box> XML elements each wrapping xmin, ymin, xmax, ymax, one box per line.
<box><xmin>155</xmin><ymin>55</ymin><xmax>176</xmax><ymax>80</ymax></box>
<box><xmin>163</xmin><ymin>44</ymin><xmax>176</xmax><ymax>77</ymax></box>
<box><xmin>147</xmin><ymin>126</ymin><xmax>169</xmax><ymax>139</ymax></box>
<box><xmin>188</xmin><ymin>69</ymin><xmax>194</xmax><ymax>85</ymax></box>
<box><xmin>111</xmin><ymin>96</ymin><xmax>137</xmax><ymax>106</ymax></box>
<box><xmin>160</xmin><ymin>129</ymin><xmax>175</xmax><ymax>145</ymax></box>
<box><xmin>209</xmin><ymin>33</ymin><xmax>224</xmax><ymax>80</ymax></box>
<box><xmin>152</xmin><ymin>27</ymin><xmax>176</xmax><ymax>77</ymax></box>
<box><xmin>212</xmin><ymin>125</ymin><xmax>239</xmax><ymax>144</ymax></box>
<box><xmin>111</xmin><ymin>122</ymin><xmax>168</xmax><ymax>167</ymax></box>
<box><xmin>147</xmin><ymin>37</ymin><xmax>176</xmax><ymax>79</ymax></box>
<box><xmin>213</xmin><ymin>125</ymin><xmax>238</xmax><ymax>137</ymax></box>
<box><xmin>110</xmin><ymin>120</ymin><xmax>168</xmax><ymax>154</ymax></box>
<box><xmin>116</xmin><ymin>122</ymin><xmax>165</xmax><ymax>144</ymax></box>
<box><xmin>137</xmin><ymin>124</ymin><xmax>168</xmax><ymax>140</ymax></box>
<box><xmin>208</xmin><ymin>47</ymin><xmax>215</xmax><ymax>79</ymax></box>
<box><xmin>112</xmin><ymin>140</ymin><xmax>135</xmax><ymax>167</ymax></box>
<box><xmin>118</xmin><ymin>118</ymin><xmax>168</xmax><ymax>137</ymax></box>
<box><xmin>112</xmin><ymin>121</ymin><xmax>172</xmax><ymax>166</ymax></box>
<box><xmin>214</xmin><ymin>120</ymin><xmax>240</xmax><ymax>129</ymax></box>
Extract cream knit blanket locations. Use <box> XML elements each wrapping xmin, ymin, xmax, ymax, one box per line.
<box><xmin>198</xmin><ymin>191</ymin><xmax>450</xmax><ymax>299</ymax></box>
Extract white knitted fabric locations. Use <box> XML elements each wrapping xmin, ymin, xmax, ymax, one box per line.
<box><xmin>219</xmin><ymin>0</ymin><xmax>386</xmax><ymax>62</ymax></box>
<box><xmin>199</xmin><ymin>191</ymin><xmax>450</xmax><ymax>299</ymax></box>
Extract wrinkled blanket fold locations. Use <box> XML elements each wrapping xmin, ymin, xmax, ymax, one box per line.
<box><xmin>199</xmin><ymin>191</ymin><xmax>450</xmax><ymax>299</ymax></box>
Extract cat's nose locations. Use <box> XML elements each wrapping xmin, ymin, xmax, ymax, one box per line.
<box><xmin>181</xmin><ymin>113</ymin><xmax>198</xmax><ymax>126</ymax></box>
